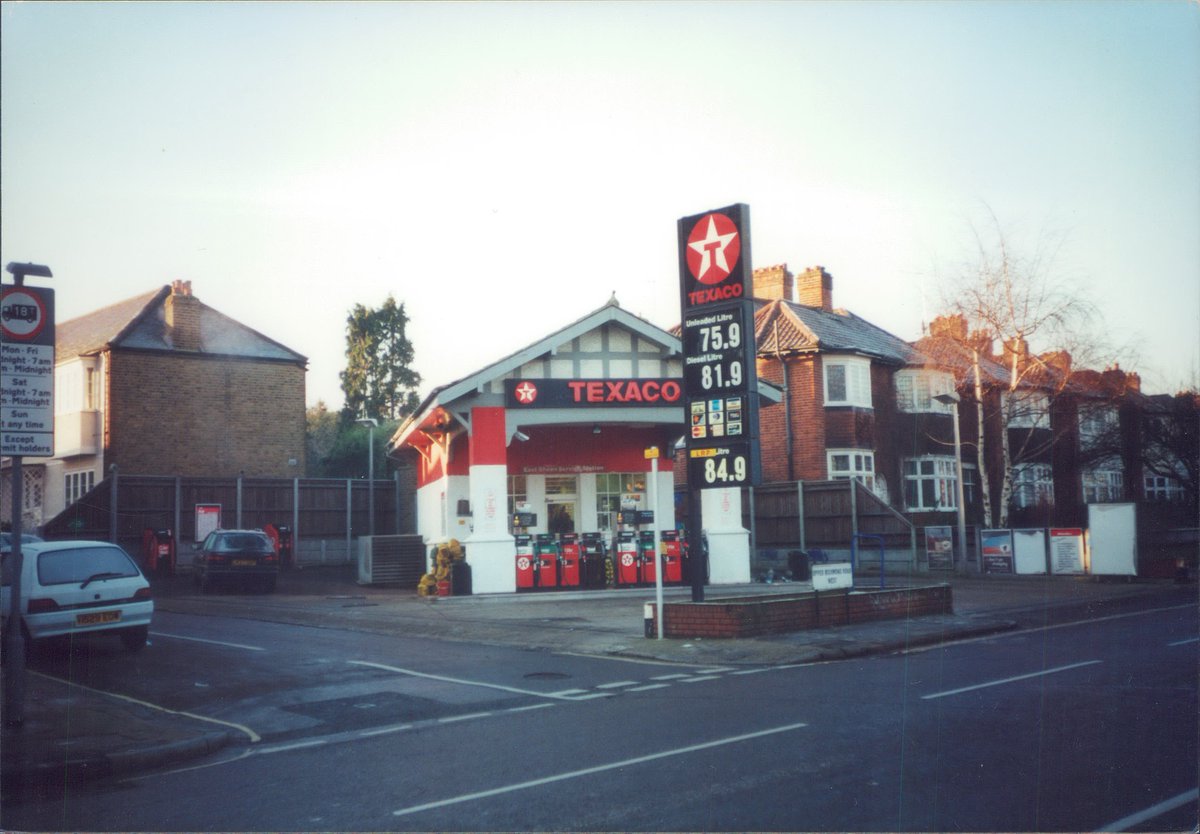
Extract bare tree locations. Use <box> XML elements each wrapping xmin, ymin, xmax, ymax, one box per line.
<box><xmin>935</xmin><ymin>207</ymin><xmax>1118</xmax><ymax>527</ymax></box>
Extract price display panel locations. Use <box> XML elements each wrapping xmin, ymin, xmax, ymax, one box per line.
<box><xmin>687</xmin><ymin>442</ymin><xmax>754</xmax><ymax>487</ymax></box>
<box><xmin>682</xmin><ymin>305</ymin><xmax>752</xmax><ymax>398</ymax></box>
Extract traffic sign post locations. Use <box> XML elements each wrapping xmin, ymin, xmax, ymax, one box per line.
<box><xmin>677</xmin><ymin>205</ymin><xmax>761</xmax><ymax>601</ymax></box>
<box><xmin>2</xmin><ymin>261</ymin><xmax>54</xmax><ymax>728</ymax></box>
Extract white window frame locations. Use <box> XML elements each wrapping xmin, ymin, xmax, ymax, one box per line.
<box><xmin>903</xmin><ymin>456</ymin><xmax>959</xmax><ymax>511</ymax></box>
<box><xmin>1144</xmin><ymin>475</ymin><xmax>1184</xmax><ymax>503</ymax></box>
<box><xmin>1012</xmin><ymin>463</ymin><xmax>1054</xmax><ymax>509</ymax></box>
<box><xmin>65</xmin><ymin>470</ymin><xmax>96</xmax><ymax>505</ymax></box>
<box><xmin>895</xmin><ymin>369</ymin><xmax>955</xmax><ymax>414</ymax></box>
<box><xmin>1006</xmin><ymin>390</ymin><xmax>1051</xmax><ymax>429</ymax></box>
<box><xmin>827</xmin><ymin>449</ymin><xmax>875</xmax><ymax>492</ymax></box>
<box><xmin>1082</xmin><ymin>461</ymin><xmax>1124</xmax><ymax>503</ymax></box>
<box><xmin>1078</xmin><ymin>404</ymin><xmax>1118</xmax><ymax>444</ymax></box>
<box><xmin>823</xmin><ymin>356</ymin><xmax>873</xmax><ymax>409</ymax></box>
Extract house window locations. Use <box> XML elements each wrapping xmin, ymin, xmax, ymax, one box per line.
<box><xmin>895</xmin><ymin>370</ymin><xmax>955</xmax><ymax>413</ymax></box>
<box><xmin>903</xmin><ymin>456</ymin><xmax>958</xmax><ymax>511</ymax></box>
<box><xmin>1079</xmin><ymin>405</ymin><xmax>1118</xmax><ymax>443</ymax></box>
<box><xmin>1144</xmin><ymin>475</ymin><xmax>1184</xmax><ymax>503</ymax></box>
<box><xmin>1007</xmin><ymin>390</ymin><xmax>1050</xmax><ymax>429</ymax></box>
<box><xmin>962</xmin><ymin>465</ymin><xmax>978</xmax><ymax>506</ymax></box>
<box><xmin>1082</xmin><ymin>463</ymin><xmax>1123</xmax><ymax>503</ymax></box>
<box><xmin>824</xmin><ymin>357</ymin><xmax>872</xmax><ymax>408</ymax></box>
<box><xmin>65</xmin><ymin>470</ymin><xmax>96</xmax><ymax>505</ymax></box>
<box><xmin>84</xmin><ymin>367</ymin><xmax>99</xmax><ymax>410</ymax></box>
<box><xmin>1012</xmin><ymin>463</ymin><xmax>1053</xmax><ymax>509</ymax></box>
<box><xmin>596</xmin><ymin>472</ymin><xmax>644</xmax><ymax>532</ymax></box>
<box><xmin>827</xmin><ymin>450</ymin><xmax>875</xmax><ymax>491</ymax></box>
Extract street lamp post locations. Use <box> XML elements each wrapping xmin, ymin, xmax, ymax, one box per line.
<box><xmin>934</xmin><ymin>392</ymin><xmax>969</xmax><ymax>574</ymax></box>
<box><xmin>357</xmin><ymin>418</ymin><xmax>378</xmax><ymax>536</ymax></box>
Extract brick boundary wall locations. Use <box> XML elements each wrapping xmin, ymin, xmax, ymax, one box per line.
<box><xmin>653</xmin><ymin>584</ymin><xmax>953</xmax><ymax>639</ymax></box>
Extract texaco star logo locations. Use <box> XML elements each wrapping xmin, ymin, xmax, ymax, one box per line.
<box><xmin>621</xmin><ymin>553</ymin><xmax>635</xmax><ymax>567</ymax></box>
<box><xmin>517</xmin><ymin>556</ymin><xmax>531</xmax><ymax>571</ymax></box>
<box><xmin>686</xmin><ymin>212</ymin><xmax>741</xmax><ymax>285</ymax></box>
<box><xmin>514</xmin><ymin>381</ymin><xmax>538</xmax><ymax>404</ymax></box>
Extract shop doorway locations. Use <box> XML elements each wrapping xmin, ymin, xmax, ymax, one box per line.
<box><xmin>547</xmin><ymin>501</ymin><xmax>576</xmax><ymax>536</ymax></box>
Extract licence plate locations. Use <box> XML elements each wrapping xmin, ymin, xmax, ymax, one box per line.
<box><xmin>76</xmin><ymin>610</ymin><xmax>121</xmax><ymax>626</ymax></box>
<box><xmin>232</xmin><ymin>559</ymin><xmax>257</xmax><ymax>567</ymax></box>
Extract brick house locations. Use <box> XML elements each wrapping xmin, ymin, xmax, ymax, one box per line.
<box><xmin>2</xmin><ymin>280</ymin><xmax>307</xmax><ymax>530</ymax></box>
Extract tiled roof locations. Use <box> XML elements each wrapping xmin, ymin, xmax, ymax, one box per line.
<box><xmin>754</xmin><ymin>299</ymin><xmax>923</xmax><ymax>366</ymax></box>
<box><xmin>55</xmin><ymin>286</ymin><xmax>306</xmax><ymax>365</ymax></box>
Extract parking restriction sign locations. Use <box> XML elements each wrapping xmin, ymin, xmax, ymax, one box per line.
<box><xmin>1</xmin><ymin>284</ymin><xmax>56</xmax><ymax>457</ymax></box>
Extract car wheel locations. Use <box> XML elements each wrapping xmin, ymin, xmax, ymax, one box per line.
<box><xmin>120</xmin><ymin>625</ymin><xmax>148</xmax><ymax>652</ymax></box>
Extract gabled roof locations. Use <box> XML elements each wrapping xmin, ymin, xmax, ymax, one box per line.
<box><xmin>55</xmin><ymin>286</ymin><xmax>307</xmax><ymax>365</ymax></box>
<box><xmin>392</xmin><ymin>297</ymin><xmax>681</xmax><ymax>448</ymax></box>
<box><xmin>753</xmin><ymin>298</ymin><xmax>922</xmax><ymax>366</ymax></box>
<box><xmin>910</xmin><ymin>333</ymin><xmax>1010</xmax><ymax>386</ymax></box>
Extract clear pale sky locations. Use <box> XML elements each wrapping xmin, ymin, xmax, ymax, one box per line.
<box><xmin>3</xmin><ymin>1</ymin><xmax>1197</xmax><ymax>408</ymax></box>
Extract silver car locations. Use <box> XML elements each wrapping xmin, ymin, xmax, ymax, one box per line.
<box><xmin>1</xmin><ymin>540</ymin><xmax>154</xmax><ymax>651</ymax></box>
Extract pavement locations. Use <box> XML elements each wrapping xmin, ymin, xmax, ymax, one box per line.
<box><xmin>2</xmin><ymin>564</ymin><xmax>1192</xmax><ymax>790</ymax></box>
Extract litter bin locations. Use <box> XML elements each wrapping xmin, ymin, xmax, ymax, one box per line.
<box><xmin>451</xmin><ymin>559</ymin><xmax>472</xmax><ymax>596</ymax></box>
<box><xmin>787</xmin><ymin>550</ymin><xmax>810</xmax><ymax>581</ymax></box>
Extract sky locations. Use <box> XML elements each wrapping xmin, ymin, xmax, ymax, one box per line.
<box><xmin>3</xmin><ymin>1</ymin><xmax>1198</xmax><ymax>409</ymax></box>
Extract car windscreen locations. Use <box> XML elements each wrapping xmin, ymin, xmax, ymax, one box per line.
<box><xmin>36</xmin><ymin>547</ymin><xmax>141</xmax><ymax>586</ymax></box>
<box><xmin>212</xmin><ymin>534</ymin><xmax>273</xmax><ymax>553</ymax></box>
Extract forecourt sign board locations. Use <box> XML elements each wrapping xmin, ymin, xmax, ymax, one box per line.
<box><xmin>677</xmin><ymin>203</ymin><xmax>761</xmax><ymax>489</ymax></box>
<box><xmin>1</xmin><ymin>284</ymin><xmax>55</xmax><ymax>457</ymax></box>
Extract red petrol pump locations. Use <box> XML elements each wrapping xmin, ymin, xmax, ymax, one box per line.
<box><xmin>613</xmin><ymin>510</ymin><xmax>640</xmax><ymax>587</ymax></box>
<box><xmin>141</xmin><ymin>528</ymin><xmax>176</xmax><ymax>576</ymax></box>
<box><xmin>638</xmin><ymin>530</ymin><xmax>657</xmax><ymax>584</ymax></box>
<box><xmin>263</xmin><ymin>523</ymin><xmax>295</xmax><ymax>569</ymax></box>
<box><xmin>513</xmin><ymin>512</ymin><xmax>537</xmax><ymax>590</ymax></box>
<box><xmin>534</xmin><ymin>533</ymin><xmax>560</xmax><ymax>588</ymax></box>
<box><xmin>661</xmin><ymin>530</ymin><xmax>683</xmax><ymax>584</ymax></box>
<box><xmin>559</xmin><ymin>532</ymin><xmax>581</xmax><ymax>588</ymax></box>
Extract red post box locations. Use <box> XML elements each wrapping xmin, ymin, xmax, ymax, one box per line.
<box><xmin>615</xmin><ymin>531</ymin><xmax>639</xmax><ymax>586</ymax></box>
<box><xmin>515</xmin><ymin>534</ymin><xmax>536</xmax><ymax>590</ymax></box>
<box><xmin>661</xmin><ymin>530</ymin><xmax>683</xmax><ymax>583</ymax></box>
<box><xmin>559</xmin><ymin>533</ymin><xmax>581</xmax><ymax>587</ymax></box>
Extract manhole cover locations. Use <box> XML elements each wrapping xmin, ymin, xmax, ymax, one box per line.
<box><xmin>523</xmin><ymin>671</ymin><xmax>570</xmax><ymax>681</ymax></box>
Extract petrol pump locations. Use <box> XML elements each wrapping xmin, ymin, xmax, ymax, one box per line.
<box><xmin>264</xmin><ymin>523</ymin><xmax>295</xmax><ymax>570</ymax></box>
<box><xmin>613</xmin><ymin>510</ymin><xmax>640</xmax><ymax>586</ymax></box>
<box><xmin>638</xmin><ymin>529</ymin><xmax>658</xmax><ymax>584</ymax></box>
<box><xmin>534</xmin><ymin>533</ymin><xmax>560</xmax><ymax>589</ymax></box>
<box><xmin>661</xmin><ymin>529</ymin><xmax>684</xmax><ymax>584</ymax></box>
<box><xmin>513</xmin><ymin>512</ymin><xmax>537</xmax><ymax>590</ymax></box>
<box><xmin>559</xmin><ymin>532</ymin><xmax>581</xmax><ymax>588</ymax></box>
<box><xmin>580</xmin><ymin>532</ymin><xmax>607</xmax><ymax>588</ymax></box>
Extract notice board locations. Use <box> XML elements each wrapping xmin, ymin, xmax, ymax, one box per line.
<box><xmin>1087</xmin><ymin>503</ymin><xmax>1137</xmax><ymax>576</ymax></box>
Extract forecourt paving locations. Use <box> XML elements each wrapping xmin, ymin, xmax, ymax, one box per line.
<box><xmin>2</xmin><ymin>566</ymin><xmax>1181</xmax><ymax>788</ymax></box>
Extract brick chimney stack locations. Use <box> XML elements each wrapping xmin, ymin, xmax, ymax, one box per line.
<box><xmin>752</xmin><ymin>263</ymin><xmax>793</xmax><ymax>302</ymax></box>
<box><xmin>797</xmin><ymin>266</ymin><xmax>833</xmax><ymax>311</ymax></box>
<box><xmin>166</xmin><ymin>280</ymin><xmax>202</xmax><ymax>351</ymax></box>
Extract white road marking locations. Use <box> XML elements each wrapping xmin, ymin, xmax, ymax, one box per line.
<box><xmin>546</xmin><ymin>688</ymin><xmax>589</xmax><ymax>697</ymax></box>
<box><xmin>921</xmin><ymin>660</ymin><xmax>1103</xmax><ymax>700</ymax></box>
<box><xmin>1095</xmin><ymin>787</ymin><xmax>1198</xmax><ymax>832</ymax></box>
<box><xmin>357</xmin><ymin>723</ymin><xmax>415</xmax><ymax>739</ymax></box>
<box><xmin>257</xmin><ymin>738</ymin><xmax>328</xmax><ymax>754</ymax></box>
<box><xmin>30</xmin><ymin>670</ymin><xmax>261</xmax><ymax>743</ymax></box>
<box><xmin>349</xmin><ymin>660</ymin><xmax>588</xmax><ymax>701</ymax></box>
<box><xmin>650</xmin><ymin>673</ymin><xmax>692</xmax><ymax>681</ymax></box>
<box><xmin>391</xmin><ymin>721</ymin><xmax>809</xmax><ymax>818</ymax></box>
<box><xmin>627</xmin><ymin>683</ymin><xmax>672</xmax><ymax>692</ymax></box>
<box><xmin>1168</xmin><ymin>636</ymin><xmax>1199</xmax><ymax>646</ymax></box>
<box><xmin>677</xmin><ymin>675</ymin><xmax>721</xmax><ymax>683</ymax></box>
<box><xmin>150</xmin><ymin>631</ymin><xmax>267</xmax><ymax>652</ymax></box>
<box><xmin>730</xmin><ymin>668</ymin><xmax>773</xmax><ymax>676</ymax></box>
<box><xmin>595</xmin><ymin>680</ymin><xmax>639</xmax><ymax>689</ymax></box>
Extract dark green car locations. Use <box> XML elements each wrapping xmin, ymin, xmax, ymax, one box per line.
<box><xmin>193</xmin><ymin>529</ymin><xmax>279</xmax><ymax>593</ymax></box>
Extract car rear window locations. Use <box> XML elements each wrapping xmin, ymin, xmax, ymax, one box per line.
<box><xmin>213</xmin><ymin>534</ymin><xmax>273</xmax><ymax>553</ymax></box>
<box><xmin>36</xmin><ymin>546</ymin><xmax>140</xmax><ymax>586</ymax></box>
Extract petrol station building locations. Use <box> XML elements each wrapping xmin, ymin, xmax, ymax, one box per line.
<box><xmin>387</xmin><ymin>296</ymin><xmax>777</xmax><ymax>594</ymax></box>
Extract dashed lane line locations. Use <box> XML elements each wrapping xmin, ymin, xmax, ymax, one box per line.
<box><xmin>921</xmin><ymin>660</ymin><xmax>1103</xmax><ymax>701</ymax></box>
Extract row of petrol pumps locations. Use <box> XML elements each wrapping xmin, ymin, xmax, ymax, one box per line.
<box><xmin>139</xmin><ymin>523</ymin><xmax>295</xmax><ymax>575</ymax></box>
<box><xmin>512</xmin><ymin>510</ymin><xmax>686</xmax><ymax>591</ymax></box>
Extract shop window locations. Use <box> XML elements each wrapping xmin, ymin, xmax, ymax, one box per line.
<box><xmin>827</xmin><ymin>449</ymin><xmax>874</xmax><ymax>492</ymax></box>
<box><xmin>903</xmin><ymin>456</ymin><xmax>958</xmax><ymax>511</ymax></box>
<box><xmin>595</xmin><ymin>472</ymin><xmax>644</xmax><ymax>532</ymax></box>
<box><xmin>824</xmin><ymin>357</ymin><xmax>872</xmax><ymax>408</ymax></box>
<box><xmin>507</xmin><ymin>475</ymin><xmax>527</xmax><ymax>517</ymax></box>
<box><xmin>1144</xmin><ymin>475</ymin><xmax>1185</xmax><ymax>503</ymax></box>
<box><xmin>65</xmin><ymin>470</ymin><xmax>96</xmax><ymax>505</ymax></box>
<box><xmin>1012</xmin><ymin>463</ymin><xmax>1053</xmax><ymax>509</ymax></box>
<box><xmin>895</xmin><ymin>370</ymin><xmax>954</xmax><ymax>414</ymax></box>
<box><xmin>1083</xmin><ymin>463</ymin><xmax>1123</xmax><ymax>503</ymax></box>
